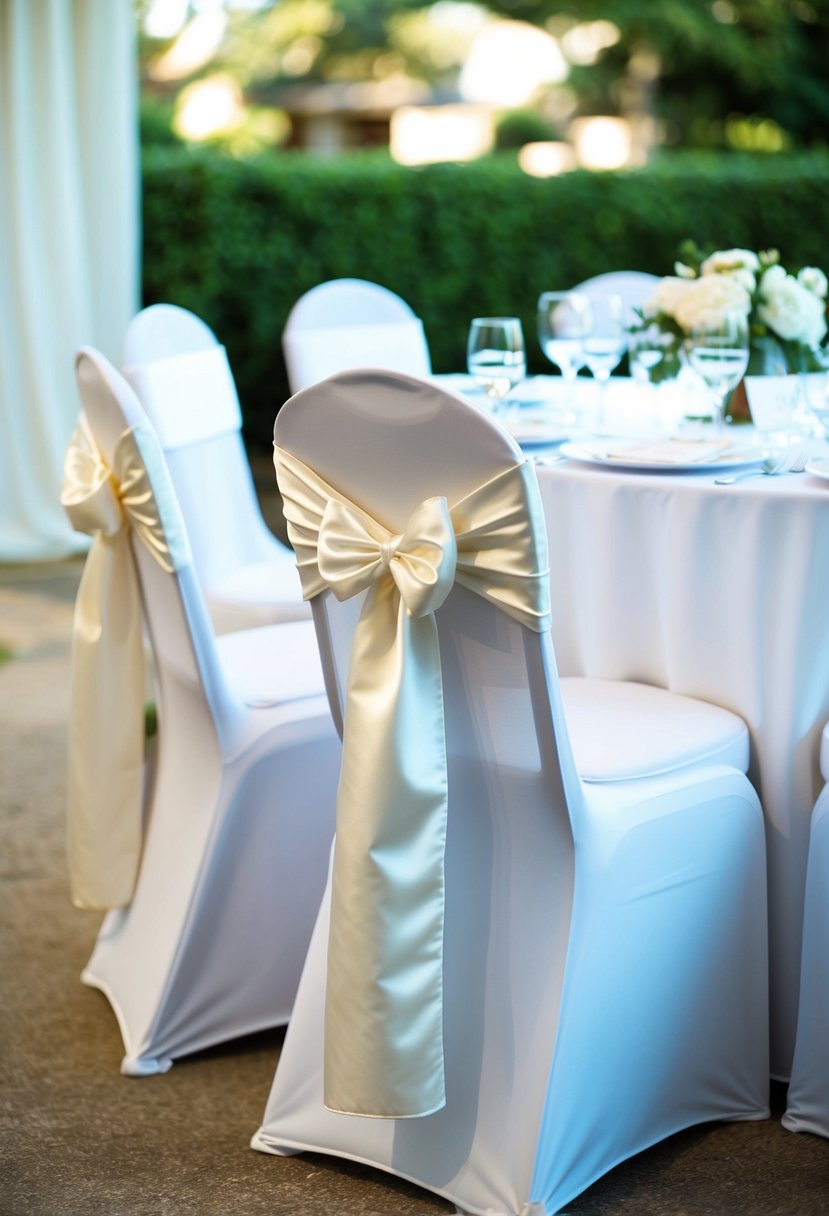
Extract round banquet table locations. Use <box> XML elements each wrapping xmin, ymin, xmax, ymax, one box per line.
<box><xmin>535</xmin><ymin>443</ymin><xmax>829</xmax><ymax>1080</ymax></box>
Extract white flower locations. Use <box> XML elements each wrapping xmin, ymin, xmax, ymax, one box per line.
<box><xmin>672</xmin><ymin>274</ymin><xmax>751</xmax><ymax>333</ymax></box>
<box><xmin>644</xmin><ymin>275</ymin><xmax>692</xmax><ymax>320</ymax></box>
<box><xmin>700</xmin><ymin>248</ymin><xmax>761</xmax><ymax>275</ymax></box>
<box><xmin>638</xmin><ymin>245</ymin><xmax>828</xmax><ymax>361</ymax></box>
<box><xmin>761</xmin><ymin>264</ymin><xmax>787</xmax><ymax>290</ymax></box>
<box><xmin>758</xmin><ymin>272</ymin><xmax>828</xmax><ymax>346</ymax></box>
<box><xmin>797</xmin><ymin>266</ymin><xmax>828</xmax><ymax>299</ymax></box>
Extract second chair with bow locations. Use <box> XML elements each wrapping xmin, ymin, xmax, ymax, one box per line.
<box><xmin>62</xmin><ymin>349</ymin><xmax>341</xmax><ymax>1075</ymax></box>
<box><xmin>251</xmin><ymin>369</ymin><xmax>770</xmax><ymax>1215</ymax></box>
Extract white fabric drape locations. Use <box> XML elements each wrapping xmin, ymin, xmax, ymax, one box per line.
<box><xmin>0</xmin><ymin>0</ymin><xmax>139</xmax><ymax>560</ymax></box>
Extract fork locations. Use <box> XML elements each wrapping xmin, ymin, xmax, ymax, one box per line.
<box><xmin>715</xmin><ymin>450</ymin><xmax>808</xmax><ymax>485</ymax></box>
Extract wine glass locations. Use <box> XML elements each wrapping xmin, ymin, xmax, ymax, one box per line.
<box><xmin>537</xmin><ymin>291</ymin><xmax>591</xmax><ymax>420</ymax></box>
<box><xmin>581</xmin><ymin>293</ymin><xmax>626</xmax><ymax>432</ymax></box>
<box><xmin>687</xmin><ymin>310</ymin><xmax>750</xmax><ymax>433</ymax></box>
<box><xmin>629</xmin><ymin>324</ymin><xmax>674</xmax><ymax>386</ymax></box>
<box><xmin>466</xmin><ymin>317</ymin><xmax>526</xmax><ymax>416</ymax></box>
<box><xmin>797</xmin><ymin>345</ymin><xmax>829</xmax><ymax>438</ymax></box>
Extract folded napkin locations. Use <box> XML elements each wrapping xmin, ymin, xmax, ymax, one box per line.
<box><xmin>599</xmin><ymin>438</ymin><xmax>734</xmax><ymax>464</ymax></box>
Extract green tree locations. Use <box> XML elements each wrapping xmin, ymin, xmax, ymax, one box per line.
<box><xmin>485</xmin><ymin>0</ymin><xmax>829</xmax><ymax>149</ymax></box>
<box><xmin>137</xmin><ymin>0</ymin><xmax>829</xmax><ymax>152</ymax></box>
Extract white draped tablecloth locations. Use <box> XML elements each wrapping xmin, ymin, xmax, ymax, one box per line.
<box><xmin>536</xmin><ymin>449</ymin><xmax>829</xmax><ymax>1079</ymax></box>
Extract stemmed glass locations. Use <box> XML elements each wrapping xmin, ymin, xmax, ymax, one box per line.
<box><xmin>466</xmin><ymin>317</ymin><xmax>526</xmax><ymax>416</ymax></box>
<box><xmin>687</xmin><ymin>310</ymin><xmax>750</xmax><ymax>433</ymax></box>
<box><xmin>629</xmin><ymin>324</ymin><xmax>674</xmax><ymax>387</ymax></box>
<box><xmin>581</xmin><ymin>293</ymin><xmax>626</xmax><ymax>432</ymax></box>
<box><xmin>537</xmin><ymin>291</ymin><xmax>591</xmax><ymax>421</ymax></box>
<box><xmin>797</xmin><ymin>344</ymin><xmax>829</xmax><ymax>437</ymax></box>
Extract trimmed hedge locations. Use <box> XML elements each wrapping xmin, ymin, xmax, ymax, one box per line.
<box><xmin>141</xmin><ymin>146</ymin><xmax>829</xmax><ymax>447</ymax></box>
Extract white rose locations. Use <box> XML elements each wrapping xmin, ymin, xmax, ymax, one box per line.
<box><xmin>760</xmin><ymin>264</ymin><xmax>787</xmax><ymax>290</ymax></box>
<box><xmin>758</xmin><ymin>273</ymin><xmax>828</xmax><ymax>346</ymax></box>
<box><xmin>673</xmin><ymin>274</ymin><xmax>751</xmax><ymax>333</ymax></box>
<box><xmin>797</xmin><ymin>266</ymin><xmax>828</xmax><ymax>299</ymax></box>
<box><xmin>730</xmin><ymin>268</ymin><xmax>757</xmax><ymax>294</ymax></box>
<box><xmin>700</xmin><ymin>248</ymin><xmax>761</xmax><ymax>275</ymax></box>
<box><xmin>644</xmin><ymin>276</ymin><xmax>692</xmax><ymax>321</ymax></box>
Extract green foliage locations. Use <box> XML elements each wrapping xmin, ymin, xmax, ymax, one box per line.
<box><xmin>139</xmin><ymin>96</ymin><xmax>181</xmax><ymax>149</ymax></box>
<box><xmin>141</xmin><ymin>144</ymin><xmax>829</xmax><ymax>447</ymax></box>
<box><xmin>494</xmin><ymin>109</ymin><xmax>558</xmax><ymax>150</ymax></box>
<box><xmin>487</xmin><ymin>0</ymin><xmax>829</xmax><ymax>150</ymax></box>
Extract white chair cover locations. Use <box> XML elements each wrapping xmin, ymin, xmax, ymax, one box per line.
<box><xmin>572</xmin><ymin>270</ymin><xmax>660</xmax><ymax>327</ymax></box>
<box><xmin>251</xmin><ymin>370</ymin><xmax>769</xmax><ymax>1214</ymax></box>
<box><xmin>64</xmin><ymin>348</ymin><xmax>340</xmax><ymax>1075</ymax></box>
<box><xmin>282</xmin><ymin>278</ymin><xmax>431</xmax><ymax>394</ymax></box>
<box><xmin>123</xmin><ymin>304</ymin><xmax>308</xmax><ymax>634</ymax></box>
<box><xmin>783</xmin><ymin>720</ymin><xmax>829</xmax><ymax>1138</ymax></box>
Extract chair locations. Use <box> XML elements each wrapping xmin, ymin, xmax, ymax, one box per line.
<box><xmin>122</xmin><ymin>304</ymin><xmax>308</xmax><ymax>635</ymax></box>
<box><xmin>573</xmin><ymin>270</ymin><xmax>660</xmax><ymax>327</ymax></box>
<box><xmin>282</xmin><ymin>278</ymin><xmax>431</xmax><ymax>394</ymax></box>
<box><xmin>250</xmin><ymin>369</ymin><xmax>769</xmax><ymax>1214</ymax></box>
<box><xmin>63</xmin><ymin>347</ymin><xmax>340</xmax><ymax>1075</ymax></box>
<box><xmin>783</xmin><ymin>719</ymin><xmax>829</xmax><ymax>1138</ymax></box>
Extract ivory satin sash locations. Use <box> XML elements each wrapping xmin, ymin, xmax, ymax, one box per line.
<box><xmin>274</xmin><ymin>446</ymin><xmax>551</xmax><ymax>1118</ymax></box>
<box><xmin>61</xmin><ymin>417</ymin><xmax>190</xmax><ymax>910</ymax></box>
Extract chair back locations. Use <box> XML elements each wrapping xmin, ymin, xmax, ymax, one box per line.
<box><xmin>282</xmin><ymin>279</ymin><xmax>431</xmax><ymax>393</ymax></box>
<box><xmin>573</xmin><ymin>270</ymin><xmax>660</xmax><ymax>326</ymax></box>
<box><xmin>122</xmin><ymin>305</ymin><xmax>280</xmax><ymax>591</ymax></box>
<box><xmin>75</xmin><ymin>348</ymin><xmax>234</xmax><ymax>733</ymax></box>
<box><xmin>275</xmin><ymin>367</ymin><xmax>580</xmax><ymax>820</ymax></box>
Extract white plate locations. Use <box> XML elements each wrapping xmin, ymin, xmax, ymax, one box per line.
<box><xmin>558</xmin><ymin>438</ymin><xmax>771</xmax><ymax>473</ymax></box>
<box><xmin>805</xmin><ymin>457</ymin><xmax>829</xmax><ymax>482</ymax></box>
<box><xmin>506</xmin><ymin>418</ymin><xmax>569</xmax><ymax>448</ymax></box>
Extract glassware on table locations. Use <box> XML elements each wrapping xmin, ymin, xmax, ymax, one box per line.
<box><xmin>629</xmin><ymin>324</ymin><xmax>675</xmax><ymax>387</ymax></box>
<box><xmin>687</xmin><ymin>310</ymin><xmax>750</xmax><ymax>433</ymax></box>
<box><xmin>797</xmin><ymin>346</ymin><xmax>829</xmax><ymax>438</ymax></box>
<box><xmin>466</xmin><ymin>317</ymin><xmax>526</xmax><ymax>417</ymax></box>
<box><xmin>628</xmin><ymin>324</ymin><xmax>681</xmax><ymax>434</ymax></box>
<box><xmin>536</xmin><ymin>291</ymin><xmax>591</xmax><ymax>421</ymax></box>
<box><xmin>581</xmin><ymin>293</ymin><xmax>626</xmax><ymax>433</ymax></box>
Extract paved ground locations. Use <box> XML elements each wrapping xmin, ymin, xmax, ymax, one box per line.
<box><xmin>1</xmin><ymin>539</ymin><xmax>828</xmax><ymax>1215</ymax></box>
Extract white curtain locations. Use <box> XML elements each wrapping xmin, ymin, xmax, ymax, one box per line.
<box><xmin>0</xmin><ymin>0</ymin><xmax>139</xmax><ymax>560</ymax></box>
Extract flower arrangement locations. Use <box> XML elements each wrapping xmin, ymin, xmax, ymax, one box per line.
<box><xmin>632</xmin><ymin>241</ymin><xmax>829</xmax><ymax>381</ymax></box>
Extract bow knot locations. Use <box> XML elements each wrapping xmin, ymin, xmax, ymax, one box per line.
<box><xmin>378</xmin><ymin>535</ymin><xmax>399</xmax><ymax>572</ymax></box>
<box><xmin>317</xmin><ymin>494</ymin><xmax>457</xmax><ymax>620</ymax></box>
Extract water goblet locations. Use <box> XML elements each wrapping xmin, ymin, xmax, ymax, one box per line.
<box><xmin>536</xmin><ymin>291</ymin><xmax>591</xmax><ymax>421</ymax></box>
<box><xmin>466</xmin><ymin>317</ymin><xmax>526</xmax><ymax>418</ymax></box>
<box><xmin>797</xmin><ymin>346</ymin><xmax>829</xmax><ymax>437</ymax></box>
<box><xmin>687</xmin><ymin>311</ymin><xmax>750</xmax><ymax>433</ymax></box>
<box><xmin>581</xmin><ymin>293</ymin><xmax>626</xmax><ymax>433</ymax></box>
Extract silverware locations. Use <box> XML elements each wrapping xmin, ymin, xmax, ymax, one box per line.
<box><xmin>715</xmin><ymin>450</ymin><xmax>808</xmax><ymax>485</ymax></box>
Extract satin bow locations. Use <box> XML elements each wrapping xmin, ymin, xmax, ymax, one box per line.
<box><xmin>61</xmin><ymin>416</ymin><xmax>189</xmax><ymax>910</ymax></box>
<box><xmin>275</xmin><ymin>445</ymin><xmax>551</xmax><ymax>1119</ymax></box>
<box><xmin>318</xmin><ymin>495</ymin><xmax>457</xmax><ymax>617</ymax></box>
